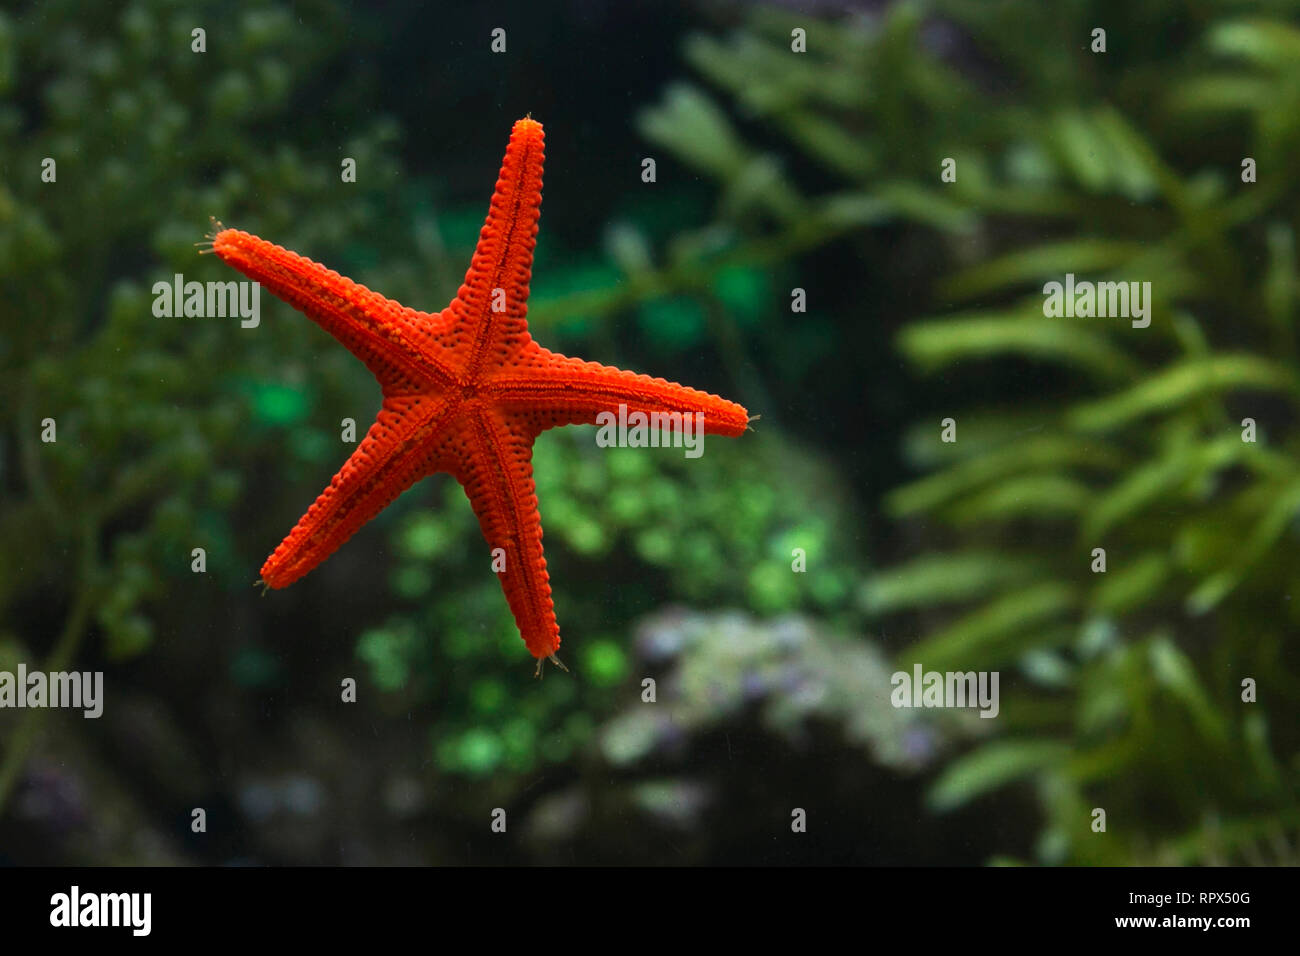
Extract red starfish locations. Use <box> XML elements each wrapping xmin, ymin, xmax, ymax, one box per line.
<box><xmin>212</xmin><ymin>117</ymin><xmax>750</xmax><ymax>673</ymax></box>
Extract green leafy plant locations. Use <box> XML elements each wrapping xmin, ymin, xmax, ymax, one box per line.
<box><xmin>361</xmin><ymin>427</ymin><xmax>862</xmax><ymax>777</ymax></box>
<box><xmin>0</xmin><ymin>0</ymin><xmax>412</xmax><ymax>815</ymax></box>
<box><xmin>598</xmin><ymin>0</ymin><xmax>1300</xmax><ymax>863</ymax></box>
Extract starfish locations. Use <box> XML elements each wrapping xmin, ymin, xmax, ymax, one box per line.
<box><xmin>211</xmin><ymin>117</ymin><xmax>750</xmax><ymax>673</ymax></box>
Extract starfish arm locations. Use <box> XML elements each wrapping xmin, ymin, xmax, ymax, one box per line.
<box><xmin>261</xmin><ymin>395</ymin><xmax>453</xmax><ymax>588</ymax></box>
<box><xmin>213</xmin><ymin>229</ymin><xmax>457</xmax><ymax>389</ymax></box>
<box><xmin>448</xmin><ymin>117</ymin><xmax>545</xmax><ymax>377</ymax></box>
<box><xmin>444</xmin><ymin>405</ymin><xmax>560</xmax><ymax>659</ymax></box>
<box><xmin>490</xmin><ymin>351</ymin><xmax>751</xmax><ymax>436</ymax></box>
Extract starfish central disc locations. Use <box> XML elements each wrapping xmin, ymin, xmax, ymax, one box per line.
<box><xmin>213</xmin><ymin>117</ymin><xmax>750</xmax><ymax>663</ymax></box>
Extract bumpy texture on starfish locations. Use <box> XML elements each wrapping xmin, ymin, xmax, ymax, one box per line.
<box><xmin>213</xmin><ymin>117</ymin><xmax>750</xmax><ymax>666</ymax></box>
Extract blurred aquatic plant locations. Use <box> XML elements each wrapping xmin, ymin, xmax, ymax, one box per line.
<box><xmin>517</xmin><ymin>607</ymin><xmax>961</xmax><ymax>863</ymax></box>
<box><xmin>0</xmin><ymin>0</ymin><xmax>414</xmax><ymax>814</ymax></box>
<box><xmin>598</xmin><ymin>607</ymin><xmax>935</xmax><ymax>772</ymax></box>
<box><xmin>360</xmin><ymin>428</ymin><xmax>862</xmax><ymax>777</ymax></box>
<box><xmin>598</xmin><ymin>0</ymin><xmax>1300</xmax><ymax>863</ymax></box>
